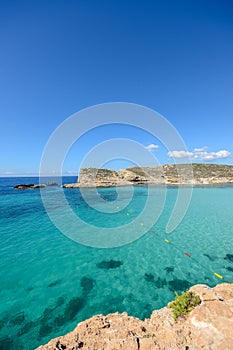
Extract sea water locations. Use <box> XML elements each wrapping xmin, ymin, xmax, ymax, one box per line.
<box><xmin>0</xmin><ymin>177</ymin><xmax>233</xmax><ymax>349</ymax></box>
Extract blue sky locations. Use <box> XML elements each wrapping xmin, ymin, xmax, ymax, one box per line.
<box><xmin>0</xmin><ymin>0</ymin><xmax>233</xmax><ymax>175</ymax></box>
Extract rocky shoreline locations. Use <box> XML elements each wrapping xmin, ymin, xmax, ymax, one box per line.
<box><xmin>37</xmin><ymin>283</ymin><xmax>233</xmax><ymax>350</ymax></box>
<box><xmin>63</xmin><ymin>163</ymin><xmax>233</xmax><ymax>188</ymax></box>
<box><xmin>13</xmin><ymin>164</ymin><xmax>233</xmax><ymax>189</ymax></box>
<box><xmin>14</xmin><ymin>183</ymin><xmax>57</xmax><ymax>190</ymax></box>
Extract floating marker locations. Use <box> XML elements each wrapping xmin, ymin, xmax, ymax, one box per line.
<box><xmin>116</xmin><ymin>204</ymin><xmax>227</xmax><ymax>284</ymax></box>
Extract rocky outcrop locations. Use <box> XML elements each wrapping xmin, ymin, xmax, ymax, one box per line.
<box><xmin>63</xmin><ymin>164</ymin><xmax>233</xmax><ymax>188</ymax></box>
<box><xmin>63</xmin><ymin>168</ymin><xmax>130</xmax><ymax>188</ymax></box>
<box><xmin>118</xmin><ymin>163</ymin><xmax>233</xmax><ymax>185</ymax></box>
<box><xmin>119</xmin><ymin>167</ymin><xmax>165</xmax><ymax>184</ymax></box>
<box><xmin>14</xmin><ymin>183</ymin><xmax>57</xmax><ymax>190</ymax></box>
<box><xmin>37</xmin><ymin>283</ymin><xmax>233</xmax><ymax>350</ymax></box>
<box><xmin>14</xmin><ymin>184</ymin><xmax>46</xmax><ymax>190</ymax></box>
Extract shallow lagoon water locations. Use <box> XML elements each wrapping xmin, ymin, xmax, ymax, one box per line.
<box><xmin>0</xmin><ymin>177</ymin><xmax>233</xmax><ymax>349</ymax></box>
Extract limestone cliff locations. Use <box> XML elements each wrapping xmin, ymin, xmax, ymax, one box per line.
<box><xmin>37</xmin><ymin>283</ymin><xmax>233</xmax><ymax>350</ymax></box>
<box><xmin>63</xmin><ymin>164</ymin><xmax>233</xmax><ymax>188</ymax></box>
<box><xmin>63</xmin><ymin>168</ymin><xmax>130</xmax><ymax>188</ymax></box>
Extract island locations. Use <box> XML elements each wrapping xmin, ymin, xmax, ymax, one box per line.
<box><xmin>63</xmin><ymin>163</ymin><xmax>233</xmax><ymax>188</ymax></box>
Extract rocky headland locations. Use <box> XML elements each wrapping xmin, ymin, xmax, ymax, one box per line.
<box><xmin>63</xmin><ymin>163</ymin><xmax>233</xmax><ymax>188</ymax></box>
<box><xmin>37</xmin><ymin>283</ymin><xmax>233</xmax><ymax>350</ymax></box>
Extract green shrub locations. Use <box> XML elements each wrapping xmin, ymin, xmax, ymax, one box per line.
<box><xmin>145</xmin><ymin>333</ymin><xmax>152</xmax><ymax>338</ymax></box>
<box><xmin>169</xmin><ymin>291</ymin><xmax>201</xmax><ymax>321</ymax></box>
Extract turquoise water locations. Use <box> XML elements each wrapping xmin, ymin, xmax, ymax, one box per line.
<box><xmin>0</xmin><ymin>177</ymin><xmax>233</xmax><ymax>349</ymax></box>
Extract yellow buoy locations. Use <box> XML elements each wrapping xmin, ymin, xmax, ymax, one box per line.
<box><xmin>214</xmin><ymin>272</ymin><xmax>223</xmax><ymax>279</ymax></box>
<box><xmin>164</xmin><ymin>239</ymin><xmax>169</xmax><ymax>243</ymax></box>
<box><xmin>140</xmin><ymin>223</ymin><xmax>144</xmax><ymax>226</ymax></box>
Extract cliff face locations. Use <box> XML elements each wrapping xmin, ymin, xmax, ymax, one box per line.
<box><xmin>78</xmin><ymin>168</ymin><xmax>129</xmax><ymax>187</ymax></box>
<box><xmin>63</xmin><ymin>168</ymin><xmax>130</xmax><ymax>188</ymax></box>
<box><xmin>63</xmin><ymin>164</ymin><xmax>233</xmax><ymax>188</ymax></box>
<box><xmin>118</xmin><ymin>163</ymin><xmax>233</xmax><ymax>185</ymax></box>
<box><xmin>37</xmin><ymin>283</ymin><xmax>233</xmax><ymax>350</ymax></box>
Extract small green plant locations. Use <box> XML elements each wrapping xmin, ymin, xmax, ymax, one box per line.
<box><xmin>169</xmin><ymin>291</ymin><xmax>201</xmax><ymax>321</ymax></box>
<box><xmin>145</xmin><ymin>333</ymin><xmax>152</xmax><ymax>338</ymax></box>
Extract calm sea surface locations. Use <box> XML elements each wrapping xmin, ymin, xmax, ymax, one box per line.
<box><xmin>0</xmin><ymin>177</ymin><xmax>233</xmax><ymax>349</ymax></box>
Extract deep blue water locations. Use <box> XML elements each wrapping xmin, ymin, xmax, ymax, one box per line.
<box><xmin>0</xmin><ymin>177</ymin><xmax>233</xmax><ymax>349</ymax></box>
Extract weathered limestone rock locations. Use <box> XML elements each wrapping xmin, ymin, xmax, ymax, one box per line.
<box><xmin>119</xmin><ymin>167</ymin><xmax>165</xmax><ymax>184</ymax></box>
<box><xmin>37</xmin><ymin>283</ymin><xmax>233</xmax><ymax>350</ymax></box>
<box><xmin>62</xmin><ymin>183</ymin><xmax>80</xmax><ymax>188</ymax></box>
<box><xmin>63</xmin><ymin>168</ymin><xmax>131</xmax><ymax>188</ymax></box>
<box><xmin>63</xmin><ymin>164</ymin><xmax>233</xmax><ymax>188</ymax></box>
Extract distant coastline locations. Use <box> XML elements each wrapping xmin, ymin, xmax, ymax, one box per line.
<box><xmin>11</xmin><ymin>164</ymin><xmax>233</xmax><ymax>189</ymax></box>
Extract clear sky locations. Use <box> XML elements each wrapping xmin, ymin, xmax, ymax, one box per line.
<box><xmin>0</xmin><ymin>0</ymin><xmax>233</xmax><ymax>175</ymax></box>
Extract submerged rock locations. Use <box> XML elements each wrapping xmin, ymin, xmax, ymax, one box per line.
<box><xmin>54</xmin><ymin>297</ymin><xmax>86</xmax><ymax>327</ymax></box>
<box><xmin>48</xmin><ymin>279</ymin><xmax>62</xmax><ymax>288</ymax></box>
<box><xmin>38</xmin><ymin>323</ymin><xmax>53</xmax><ymax>338</ymax></box>
<box><xmin>144</xmin><ymin>274</ymin><xmax>168</xmax><ymax>289</ymax></box>
<box><xmin>18</xmin><ymin>321</ymin><xmax>35</xmax><ymax>336</ymax></box>
<box><xmin>63</xmin><ymin>297</ymin><xmax>85</xmax><ymax>322</ymax></box>
<box><xmin>10</xmin><ymin>312</ymin><xmax>25</xmax><ymax>325</ymax></box>
<box><xmin>80</xmin><ymin>277</ymin><xmax>95</xmax><ymax>294</ymax></box>
<box><xmin>154</xmin><ymin>277</ymin><xmax>167</xmax><ymax>289</ymax></box>
<box><xmin>204</xmin><ymin>253</ymin><xmax>217</xmax><ymax>261</ymax></box>
<box><xmin>144</xmin><ymin>273</ymin><xmax>155</xmax><ymax>283</ymax></box>
<box><xmin>55</xmin><ymin>297</ymin><xmax>66</xmax><ymax>308</ymax></box>
<box><xmin>226</xmin><ymin>266</ymin><xmax>233</xmax><ymax>272</ymax></box>
<box><xmin>224</xmin><ymin>254</ymin><xmax>233</xmax><ymax>263</ymax></box>
<box><xmin>168</xmin><ymin>278</ymin><xmax>192</xmax><ymax>292</ymax></box>
<box><xmin>164</xmin><ymin>266</ymin><xmax>174</xmax><ymax>274</ymax></box>
<box><xmin>0</xmin><ymin>336</ymin><xmax>15</xmax><ymax>350</ymax></box>
<box><xmin>96</xmin><ymin>260</ymin><xmax>123</xmax><ymax>269</ymax></box>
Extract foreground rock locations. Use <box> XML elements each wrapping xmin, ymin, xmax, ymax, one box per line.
<box><xmin>37</xmin><ymin>283</ymin><xmax>233</xmax><ymax>350</ymax></box>
<box><xmin>63</xmin><ymin>164</ymin><xmax>233</xmax><ymax>188</ymax></box>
